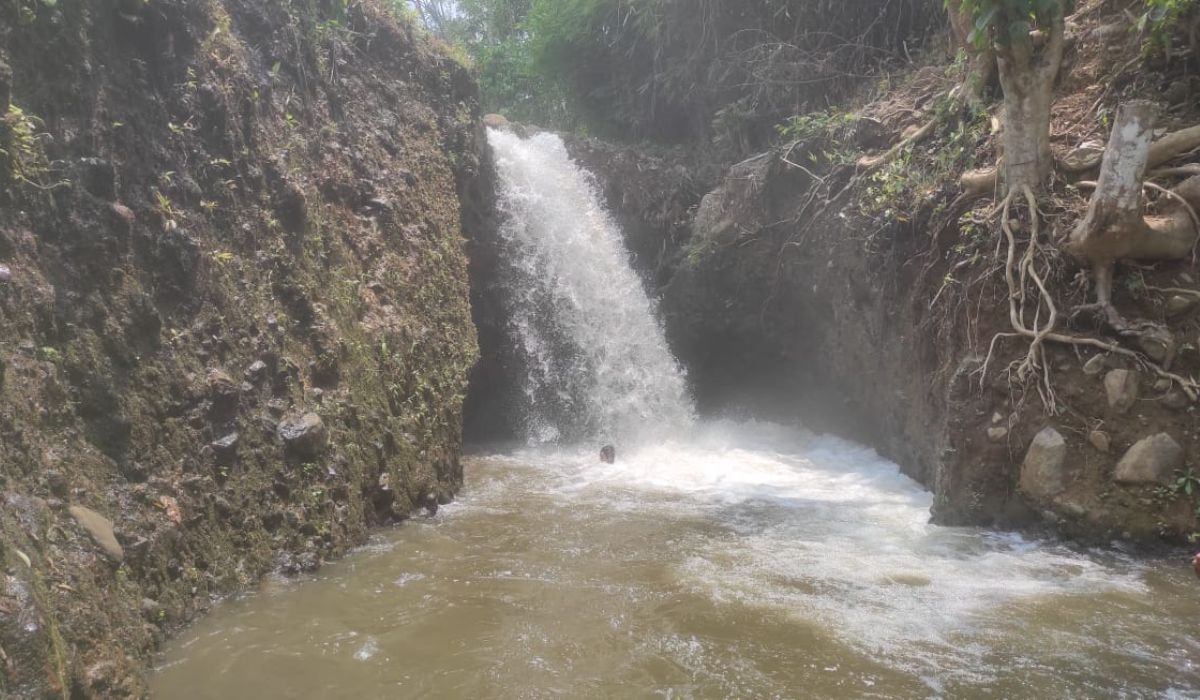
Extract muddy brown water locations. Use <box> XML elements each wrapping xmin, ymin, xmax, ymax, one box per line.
<box><xmin>152</xmin><ymin>423</ymin><xmax>1200</xmax><ymax>698</ymax></box>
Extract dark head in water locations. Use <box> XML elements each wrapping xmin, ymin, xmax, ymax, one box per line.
<box><xmin>600</xmin><ymin>445</ymin><xmax>615</xmax><ymax>464</ymax></box>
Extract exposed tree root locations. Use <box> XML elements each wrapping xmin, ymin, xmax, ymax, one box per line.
<box><xmin>980</xmin><ymin>185</ymin><xmax>1199</xmax><ymax>409</ymax></box>
<box><xmin>856</xmin><ymin>116</ymin><xmax>938</xmax><ymax>173</ymax></box>
<box><xmin>1059</xmin><ymin>123</ymin><xmax>1200</xmax><ymax>175</ymax></box>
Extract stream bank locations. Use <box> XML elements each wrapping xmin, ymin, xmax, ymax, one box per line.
<box><xmin>0</xmin><ymin>1</ymin><xmax>487</xmax><ymax>695</ymax></box>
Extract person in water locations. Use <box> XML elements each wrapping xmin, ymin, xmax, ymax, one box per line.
<box><xmin>600</xmin><ymin>445</ymin><xmax>615</xmax><ymax>464</ymax></box>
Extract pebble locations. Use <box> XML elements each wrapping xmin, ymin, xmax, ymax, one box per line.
<box><xmin>1088</xmin><ymin>430</ymin><xmax>1111</xmax><ymax>453</ymax></box>
<box><xmin>0</xmin><ymin>264</ymin><xmax>11</xmax><ymax>283</ymax></box>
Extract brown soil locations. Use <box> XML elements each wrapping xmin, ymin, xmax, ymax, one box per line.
<box><xmin>0</xmin><ymin>0</ymin><xmax>487</xmax><ymax>696</ymax></box>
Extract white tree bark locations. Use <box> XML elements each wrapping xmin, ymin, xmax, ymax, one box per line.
<box><xmin>1068</xmin><ymin>101</ymin><xmax>1200</xmax><ymax>306</ymax></box>
<box><xmin>995</xmin><ymin>12</ymin><xmax>1065</xmax><ymax>194</ymax></box>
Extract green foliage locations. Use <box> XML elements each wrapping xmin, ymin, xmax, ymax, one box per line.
<box><xmin>1157</xmin><ymin>468</ymin><xmax>1200</xmax><ymax>540</ymax></box>
<box><xmin>951</xmin><ymin>0</ymin><xmax>1067</xmax><ymax>48</ymax></box>
<box><xmin>524</xmin><ymin>0</ymin><xmax>939</xmax><ymax>144</ymax></box>
<box><xmin>410</xmin><ymin>0</ymin><xmax>938</xmax><ymax>146</ymax></box>
<box><xmin>1</xmin><ymin>104</ymin><xmax>64</xmax><ymax>194</ymax></box>
<box><xmin>859</xmin><ymin>98</ymin><xmax>987</xmax><ymax>222</ymax></box>
<box><xmin>1138</xmin><ymin>0</ymin><xmax>1199</xmax><ymax>54</ymax></box>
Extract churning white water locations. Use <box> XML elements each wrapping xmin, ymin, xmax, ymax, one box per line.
<box><xmin>151</xmin><ymin>130</ymin><xmax>1200</xmax><ymax>699</ymax></box>
<box><xmin>488</xmin><ymin>128</ymin><xmax>693</xmax><ymax>444</ymax></box>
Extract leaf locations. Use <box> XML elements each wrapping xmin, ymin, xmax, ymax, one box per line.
<box><xmin>13</xmin><ymin>548</ymin><xmax>31</xmax><ymax>568</ymax></box>
<box><xmin>974</xmin><ymin>4</ymin><xmax>999</xmax><ymax>31</ymax></box>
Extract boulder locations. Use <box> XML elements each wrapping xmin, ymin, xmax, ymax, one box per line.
<box><xmin>277</xmin><ymin>412</ymin><xmax>328</xmax><ymax>459</ymax></box>
<box><xmin>1114</xmin><ymin>433</ymin><xmax>1184</xmax><ymax>485</ymax></box>
<box><xmin>1103</xmin><ymin>369</ymin><xmax>1139</xmax><ymax>413</ymax></box>
<box><xmin>69</xmin><ymin>505</ymin><xmax>124</xmax><ymax>561</ymax></box>
<box><xmin>1020</xmin><ymin>427</ymin><xmax>1068</xmax><ymax>501</ymax></box>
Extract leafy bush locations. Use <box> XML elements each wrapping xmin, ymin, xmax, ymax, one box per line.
<box><xmin>1138</xmin><ymin>0</ymin><xmax>1199</xmax><ymax>55</ymax></box>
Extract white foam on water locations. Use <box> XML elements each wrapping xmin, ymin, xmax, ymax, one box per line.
<box><xmin>474</xmin><ymin>419</ymin><xmax>1150</xmax><ymax>681</ymax></box>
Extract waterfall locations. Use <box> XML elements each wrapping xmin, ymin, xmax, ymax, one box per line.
<box><xmin>488</xmin><ymin>128</ymin><xmax>695</xmax><ymax>445</ymax></box>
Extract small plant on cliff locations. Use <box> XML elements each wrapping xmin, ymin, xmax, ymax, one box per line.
<box><xmin>1</xmin><ymin>104</ymin><xmax>64</xmax><ymax>194</ymax></box>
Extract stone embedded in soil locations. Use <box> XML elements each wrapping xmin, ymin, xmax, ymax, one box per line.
<box><xmin>1088</xmin><ymin>430</ymin><xmax>1112</xmax><ymax>453</ymax></box>
<box><xmin>1104</xmin><ymin>369</ymin><xmax>1139</xmax><ymax>414</ymax></box>
<box><xmin>1114</xmin><ymin>433</ymin><xmax>1184</xmax><ymax>485</ymax></box>
<box><xmin>211</xmin><ymin>432</ymin><xmax>239</xmax><ymax>461</ymax></box>
<box><xmin>987</xmin><ymin>426</ymin><xmax>1008</xmax><ymax>442</ymax></box>
<box><xmin>1020</xmin><ymin>427</ymin><xmax>1068</xmax><ymax>502</ymax></box>
<box><xmin>0</xmin><ymin>264</ymin><xmax>11</xmax><ymax>283</ymax></box>
<box><xmin>1166</xmin><ymin>295</ymin><xmax>1197</xmax><ymax>318</ymax></box>
<box><xmin>1162</xmin><ymin>390</ymin><xmax>1191</xmax><ymax>410</ymax></box>
<box><xmin>109</xmin><ymin>202</ymin><xmax>136</xmax><ymax>229</ymax></box>
<box><xmin>244</xmin><ymin>360</ymin><xmax>268</xmax><ymax>383</ymax></box>
<box><xmin>276</xmin><ymin>412</ymin><xmax>328</xmax><ymax>459</ymax></box>
<box><xmin>1137</xmin><ymin>331</ymin><xmax>1174</xmax><ymax>364</ymax></box>
<box><xmin>68</xmin><ymin>505</ymin><xmax>124</xmax><ymax>561</ymax></box>
<box><xmin>1082</xmin><ymin>353</ymin><xmax>1107</xmax><ymax>376</ymax></box>
<box><xmin>79</xmin><ymin>157</ymin><xmax>116</xmax><ymax>200</ymax></box>
<box><xmin>206</xmin><ymin>369</ymin><xmax>238</xmax><ymax>398</ymax></box>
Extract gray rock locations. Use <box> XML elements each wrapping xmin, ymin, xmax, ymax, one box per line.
<box><xmin>0</xmin><ymin>264</ymin><xmax>11</xmax><ymax>283</ymax></box>
<box><xmin>1137</xmin><ymin>330</ymin><xmax>1174</xmax><ymax>364</ymax></box>
<box><xmin>1081</xmin><ymin>353</ymin><xmax>1106</xmax><ymax>376</ymax></box>
<box><xmin>1163</xmin><ymin>389</ymin><xmax>1192</xmax><ymax>410</ymax></box>
<box><xmin>987</xmin><ymin>426</ymin><xmax>1009</xmax><ymax>442</ymax></box>
<box><xmin>211</xmin><ymin>432</ymin><xmax>239</xmax><ymax>462</ymax></box>
<box><xmin>1020</xmin><ymin>427</ymin><xmax>1068</xmax><ymax>501</ymax></box>
<box><xmin>1114</xmin><ymin>433</ymin><xmax>1184</xmax><ymax>485</ymax></box>
<box><xmin>1166</xmin><ymin>295</ymin><xmax>1198</xmax><ymax>318</ymax></box>
<box><xmin>244</xmin><ymin>360</ymin><xmax>268</xmax><ymax>383</ymax></box>
<box><xmin>69</xmin><ymin>505</ymin><xmax>124</xmax><ymax>561</ymax></box>
<box><xmin>277</xmin><ymin>412</ymin><xmax>328</xmax><ymax>459</ymax></box>
<box><xmin>1104</xmin><ymin>369</ymin><xmax>1139</xmax><ymax>413</ymax></box>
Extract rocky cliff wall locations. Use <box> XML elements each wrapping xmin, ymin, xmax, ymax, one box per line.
<box><xmin>0</xmin><ymin>1</ymin><xmax>487</xmax><ymax>695</ymax></box>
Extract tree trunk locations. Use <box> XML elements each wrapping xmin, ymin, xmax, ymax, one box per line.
<box><xmin>946</xmin><ymin>0</ymin><xmax>996</xmax><ymax>105</ymax></box>
<box><xmin>998</xmin><ymin>72</ymin><xmax>1055</xmax><ymax>192</ymax></box>
<box><xmin>994</xmin><ymin>13</ymin><xmax>1066</xmax><ymax>194</ymax></box>
<box><xmin>1068</xmin><ymin>101</ymin><xmax>1200</xmax><ymax>306</ymax></box>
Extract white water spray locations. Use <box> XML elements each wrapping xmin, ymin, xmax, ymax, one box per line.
<box><xmin>488</xmin><ymin>128</ymin><xmax>694</xmax><ymax>444</ymax></box>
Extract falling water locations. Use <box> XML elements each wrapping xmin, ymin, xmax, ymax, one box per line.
<box><xmin>487</xmin><ymin>128</ymin><xmax>694</xmax><ymax>444</ymax></box>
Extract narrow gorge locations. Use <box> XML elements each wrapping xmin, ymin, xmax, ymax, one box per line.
<box><xmin>3</xmin><ymin>0</ymin><xmax>1200</xmax><ymax>697</ymax></box>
